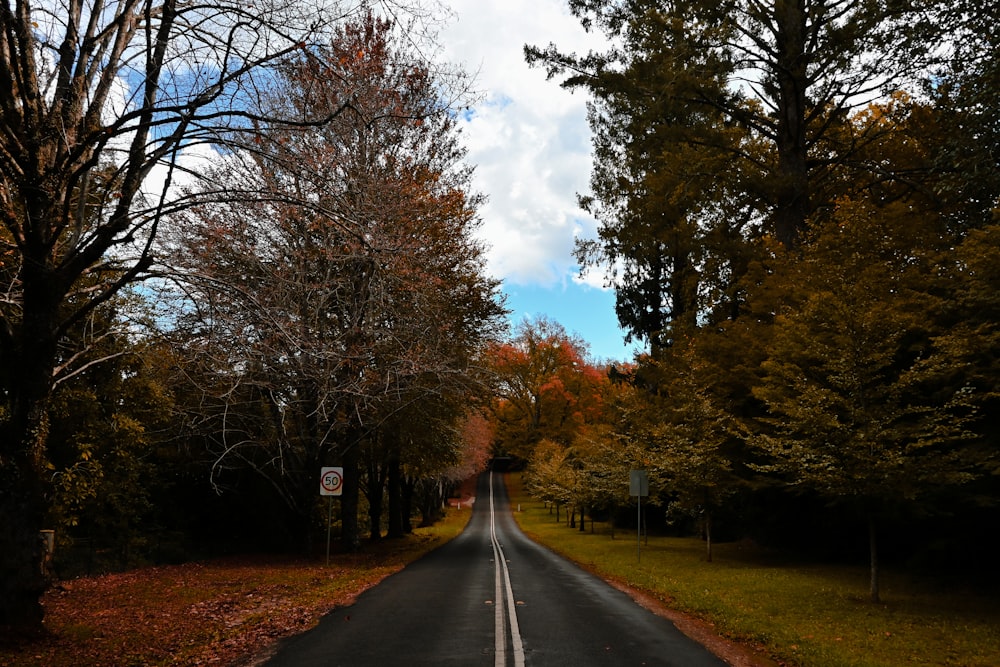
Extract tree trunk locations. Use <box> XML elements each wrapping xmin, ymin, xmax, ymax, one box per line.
<box><xmin>869</xmin><ymin>513</ymin><xmax>881</xmax><ymax>604</ymax></box>
<box><xmin>339</xmin><ymin>430</ymin><xmax>362</xmax><ymax>552</ymax></box>
<box><xmin>771</xmin><ymin>0</ymin><xmax>811</xmax><ymax>249</ymax></box>
<box><xmin>580</xmin><ymin>506</ymin><xmax>587</xmax><ymax>532</ymax></box>
<box><xmin>0</xmin><ymin>280</ymin><xmax>62</xmax><ymax>630</ymax></box>
<box><xmin>0</xmin><ymin>458</ymin><xmax>48</xmax><ymax>632</ymax></box>
<box><xmin>416</xmin><ymin>478</ymin><xmax>441</xmax><ymax>527</ymax></box>
<box><xmin>400</xmin><ymin>475</ymin><xmax>414</xmax><ymax>534</ymax></box>
<box><xmin>386</xmin><ymin>457</ymin><xmax>405</xmax><ymax>538</ymax></box>
<box><xmin>366</xmin><ymin>472</ymin><xmax>384</xmax><ymax>542</ymax></box>
<box><xmin>364</xmin><ymin>451</ymin><xmax>388</xmax><ymax>542</ymax></box>
<box><xmin>705</xmin><ymin>511</ymin><xmax>713</xmax><ymax>563</ymax></box>
<box><xmin>569</xmin><ymin>506</ymin><xmax>576</xmax><ymax>528</ymax></box>
<box><xmin>419</xmin><ymin>480</ymin><xmax>439</xmax><ymax>527</ymax></box>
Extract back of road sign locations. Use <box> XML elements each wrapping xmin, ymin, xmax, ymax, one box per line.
<box><xmin>629</xmin><ymin>470</ymin><xmax>648</xmax><ymax>497</ymax></box>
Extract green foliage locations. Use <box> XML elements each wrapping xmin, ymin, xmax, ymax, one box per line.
<box><xmin>45</xmin><ymin>319</ymin><xmax>176</xmax><ymax>572</ymax></box>
<box><xmin>536</xmin><ymin>0</ymin><xmax>956</xmax><ymax>355</ymax></box>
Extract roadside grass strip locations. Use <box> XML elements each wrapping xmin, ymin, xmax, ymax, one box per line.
<box><xmin>506</xmin><ymin>474</ymin><xmax>1000</xmax><ymax>667</ymax></box>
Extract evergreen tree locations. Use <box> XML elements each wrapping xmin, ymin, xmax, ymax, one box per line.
<box><xmin>530</xmin><ymin>0</ymin><xmax>953</xmax><ymax>349</ymax></box>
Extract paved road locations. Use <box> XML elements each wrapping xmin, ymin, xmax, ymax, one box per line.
<box><xmin>264</xmin><ymin>472</ymin><xmax>727</xmax><ymax>666</ymax></box>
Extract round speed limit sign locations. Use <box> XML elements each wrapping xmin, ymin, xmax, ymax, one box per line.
<box><xmin>320</xmin><ymin>467</ymin><xmax>343</xmax><ymax>496</ymax></box>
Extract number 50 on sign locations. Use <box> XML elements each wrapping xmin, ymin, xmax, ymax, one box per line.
<box><xmin>320</xmin><ymin>467</ymin><xmax>344</xmax><ymax>496</ymax></box>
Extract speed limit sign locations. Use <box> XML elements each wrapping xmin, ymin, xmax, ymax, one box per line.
<box><xmin>320</xmin><ymin>467</ymin><xmax>343</xmax><ymax>496</ymax></box>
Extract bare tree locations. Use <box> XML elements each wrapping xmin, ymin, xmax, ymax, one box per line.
<box><xmin>159</xmin><ymin>13</ymin><xmax>504</xmax><ymax>552</ymax></box>
<box><xmin>0</xmin><ymin>0</ymin><xmax>424</xmax><ymax>630</ymax></box>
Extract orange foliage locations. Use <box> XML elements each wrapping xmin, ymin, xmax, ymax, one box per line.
<box><xmin>488</xmin><ymin>317</ymin><xmax>610</xmax><ymax>459</ymax></box>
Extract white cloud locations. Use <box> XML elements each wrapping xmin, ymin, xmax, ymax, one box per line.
<box><xmin>441</xmin><ymin>0</ymin><xmax>605</xmax><ymax>288</ymax></box>
<box><xmin>141</xmin><ymin>141</ymin><xmax>223</xmax><ymax>204</ymax></box>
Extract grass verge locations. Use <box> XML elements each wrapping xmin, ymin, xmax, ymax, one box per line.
<box><xmin>506</xmin><ymin>474</ymin><xmax>1000</xmax><ymax>667</ymax></box>
<box><xmin>0</xmin><ymin>506</ymin><xmax>471</xmax><ymax>667</ymax></box>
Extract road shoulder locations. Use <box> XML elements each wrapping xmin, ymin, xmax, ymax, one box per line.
<box><xmin>593</xmin><ymin>569</ymin><xmax>781</xmax><ymax>667</ymax></box>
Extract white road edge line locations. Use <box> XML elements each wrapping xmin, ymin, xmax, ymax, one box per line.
<box><xmin>490</xmin><ymin>471</ymin><xmax>525</xmax><ymax>667</ymax></box>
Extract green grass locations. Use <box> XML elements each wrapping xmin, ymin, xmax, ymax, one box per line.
<box><xmin>506</xmin><ymin>475</ymin><xmax>1000</xmax><ymax>667</ymax></box>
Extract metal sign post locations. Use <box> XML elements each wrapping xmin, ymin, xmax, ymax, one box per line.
<box><xmin>320</xmin><ymin>467</ymin><xmax>344</xmax><ymax>565</ymax></box>
<box><xmin>629</xmin><ymin>470</ymin><xmax>649</xmax><ymax>563</ymax></box>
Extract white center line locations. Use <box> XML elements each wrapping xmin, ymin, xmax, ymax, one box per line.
<box><xmin>490</xmin><ymin>471</ymin><xmax>525</xmax><ymax>667</ymax></box>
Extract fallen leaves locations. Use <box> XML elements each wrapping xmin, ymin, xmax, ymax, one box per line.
<box><xmin>0</xmin><ymin>541</ymin><xmax>445</xmax><ymax>667</ymax></box>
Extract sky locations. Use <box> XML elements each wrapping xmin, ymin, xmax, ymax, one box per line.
<box><xmin>438</xmin><ymin>1</ymin><xmax>644</xmax><ymax>363</ymax></box>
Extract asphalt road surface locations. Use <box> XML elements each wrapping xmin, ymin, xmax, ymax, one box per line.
<box><xmin>263</xmin><ymin>472</ymin><xmax>727</xmax><ymax>666</ymax></box>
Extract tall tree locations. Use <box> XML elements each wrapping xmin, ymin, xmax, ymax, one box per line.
<box><xmin>529</xmin><ymin>0</ymin><xmax>950</xmax><ymax>349</ymax></box>
<box><xmin>541</xmin><ymin>0</ymin><xmax>945</xmax><ymax>243</ymax></box>
<box><xmin>567</xmin><ymin>6</ymin><xmax>755</xmax><ymax>351</ymax></box>
<box><xmin>0</xmin><ymin>0</ymin><xmax>364</xmax><ymax>626</ymax></box>
<box><xmin>162</xmin><ymin>13</ymin><xmax>504</xmax><ymax>551</ymax></box>
<box><xmin>925</xmin><ymin>0</ymin><xmax>1000</xmax><ymax>233</ymax></box>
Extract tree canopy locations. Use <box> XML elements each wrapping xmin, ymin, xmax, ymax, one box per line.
<box><xmin>0</xmin><ymin>0</ymin><xmax>492</xmax><ymax>630</ymax></box>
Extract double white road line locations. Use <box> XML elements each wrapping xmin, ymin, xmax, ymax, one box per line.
<box><xmin>489</xmin><ymin>471</ymin><xmax>525</xmax><ymax>667</ymax></box>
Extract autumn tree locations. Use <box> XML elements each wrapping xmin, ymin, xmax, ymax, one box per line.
<box><xmin>915</xmin><ymin>224</ymin><xmax>1000</xmax><ymax>534</ymax></box>
<box><xmin>363</xmin><ymin>395</ymin><xmax>494</xmax><ymax>539</ymax></box>
<box><xmin>161</xmin><ymin>13</ymin><xmax>504</xmax><ymax>551</ymax></box>
<box><xmin>490</xmin><ymin>317</ymin><xmax>622</xmax><ymax>530</ymax></box>
<box><xmin>398</xmin><ymin>407</ymin><xmax>494</xmax><ymax>530</ymax></box>
<box><xmin>523</xmin><ymin>439</ymin><xmax>574</xmax><ymax>520</ymax></box>
<box><xmin>524</xmin><ymin>0</ymin><xmax>1000</xmax><ymax>584</ymax></box>
<box><xmin>633</xmin><ymin>342</ymin><xmax>742</xmax><ymax>561</ymax></box>
<box><xmin>488</xmin><ymin>317</ymin><xmax>607</xmax><ymax>461</ymax></box>
<box><xmin>413</xmin><ymin>407</ymin><xmax>496</xmax><ymax>525</ymax></box>
<box><xmin>750</xmin><ymin>197</ymin><xmax>980</xmax><ymax>603</ymax></box>
<box><xmin>570</xmin><ymin>424</ymin><xmax>641</xmax><ymax>533</ymax></box>
<box><xmin>521</xmin><ymin>369</ymin><xmax>656</xmax><ymax>536</ymax></box>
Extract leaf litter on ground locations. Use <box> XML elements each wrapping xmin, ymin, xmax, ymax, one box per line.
<box><xmin>0</xmin><ymin>506</ymin><xmax>472</xmax><ymax>667</ymax></box>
